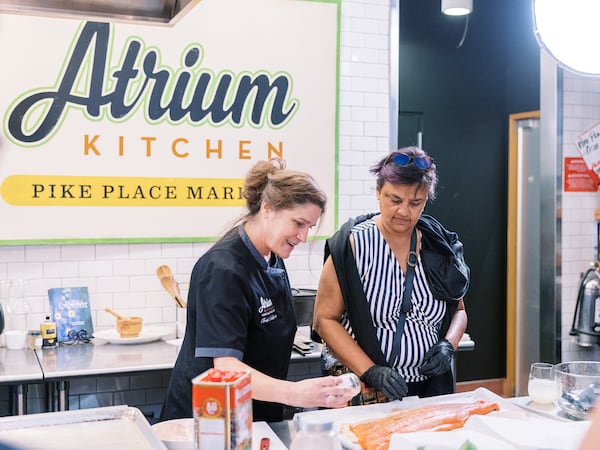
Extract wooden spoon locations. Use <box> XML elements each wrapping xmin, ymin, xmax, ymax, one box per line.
<box><xmin>156</xmin><ymin>265</ymin><xmax>187</xmax><ymax>308</ymax></box>
<box><xmin>105</xmin><ymin>307</ymin><xmax>127</xmax><ymax>320</ymax></box>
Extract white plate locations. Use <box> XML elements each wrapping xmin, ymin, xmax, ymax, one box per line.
<box><xmin>94</xmin><ymin>326</ymin><xmax>173</xmax><ymax>344</ymax></box>
<box><xmin>165</xmin><ymin>338</ymin><xmax>183</xmax><ymax>347</ymax></box>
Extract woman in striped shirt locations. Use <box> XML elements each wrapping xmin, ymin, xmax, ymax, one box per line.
<box><xmin>314</xmin><ymin>147</ymin><xmax>469</xmax><ymax>402</ymax></box>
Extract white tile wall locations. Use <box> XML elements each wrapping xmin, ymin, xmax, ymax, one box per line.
<box><xmin>0</xmin><ymin>0</ymin><xmax>394</xmax><ymax>415</ymax></box>
<box><xmin>560</xmin><ymin>71</ymin><xmax>600</xmax><ymax>363</ymax></box>
<box><xmin>0</xmin><ymin>0</ymin><xmax>392</xmax><ymax>333</ymax></box>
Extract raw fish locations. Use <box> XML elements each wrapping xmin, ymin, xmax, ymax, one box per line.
<box><xmin>348</xmin><ymin>400</ymin><xmax>500</xmax><ymax>450</ymax></box>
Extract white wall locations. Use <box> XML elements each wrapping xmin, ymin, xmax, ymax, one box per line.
<box><xmin>560</xmin><ymin>72</ymin><xmax>600</xmax><ymax>362</ymax></box>
<box><xmin>0</xmin><ymin>0</ymin><xmax>392</xmax><ymax>334</ymax></box>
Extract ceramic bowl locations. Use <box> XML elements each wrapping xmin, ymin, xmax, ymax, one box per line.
<box><xmin>554</xmin><ymin>361</ymin><xmax>600</xmax><ymax>419</ymax></box>
<box><xmin>152</xmin><ymin>418</ymin><xmax>194</xmax><ymax>450</ymax></box>
<box><xmin>5</xmin><ymin>330</ymin><xmax>27</xmax><ymax>350</ymax></box>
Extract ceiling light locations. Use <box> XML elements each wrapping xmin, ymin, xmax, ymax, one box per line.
<box><xmin>441</xmin><ymin>0</ymin><xmax>473</xmax><ymax>16</ymax></box>
<box><xmin>534</xmin><ymin>0</ymin><xmax>600</xmax><ymax>75</ymax></box>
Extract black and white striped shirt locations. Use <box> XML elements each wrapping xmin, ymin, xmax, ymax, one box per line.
<box><xmin>342</xmin><ymin>218</ymin><xmax>446</xmax><ymax>382</ymax></box>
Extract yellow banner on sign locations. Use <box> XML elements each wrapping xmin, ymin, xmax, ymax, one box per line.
<box><xmin>1</xmin><ymin>175</ymin><xmax>245</xmax><ymax>207</ymax></box>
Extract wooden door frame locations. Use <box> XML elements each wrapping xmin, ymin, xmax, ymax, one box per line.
<box><xmin>505</xmin><ymin>110</ymin><xmax>541</xmax><ymax>397</ymax></box>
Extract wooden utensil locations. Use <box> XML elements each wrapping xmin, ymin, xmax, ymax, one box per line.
<box><xmin>156</xmin><ymin>265</ymin><xmax>186</xmax><ymax>308</ymax></box>
<box><xmin>104</xmin><ymin>307</ymin><xmax>126</xmax><ymax>320</ymax></box>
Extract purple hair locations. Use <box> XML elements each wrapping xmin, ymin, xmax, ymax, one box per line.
<box><xmin>370</xmin><ymin>147</ymin><xmax>438</xmax><ymax>200</ymax></box>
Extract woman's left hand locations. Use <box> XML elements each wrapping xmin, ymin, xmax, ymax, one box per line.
<box><xmin>419</xmin><ymin>338</ymin><xmax>454</xmax><ymax>376</ymax></box>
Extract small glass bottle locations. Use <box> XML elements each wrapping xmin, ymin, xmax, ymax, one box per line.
<box><xmin>289</xmin><ymin>415</ymin><xmax>342</xmax><ymax>450</ymax></box>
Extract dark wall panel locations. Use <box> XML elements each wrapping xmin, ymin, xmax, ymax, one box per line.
<box><xmin>398</xmin><ymin>0</ymin><xmax>540</xmax><ymax>381</ymax></box>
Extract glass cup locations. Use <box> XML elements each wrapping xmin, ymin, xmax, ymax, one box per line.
<box><xmin>528</xmin><ymin>362</ymin><xmax>560</xmax><ymax>405</ymax></box>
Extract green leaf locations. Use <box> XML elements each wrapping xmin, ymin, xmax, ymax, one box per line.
<box><xmin>459</xmin><ymin>440</ymin><xmax>478</xmax><ymax>450</ymax></box>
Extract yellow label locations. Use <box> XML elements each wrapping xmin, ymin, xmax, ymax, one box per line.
<box><xmin>1</xmin><ymin>175</ymin><xmax>245</xmax><ymax>207</ymax></box>
<box><xmin>40</xmin><ymin>322</ymin><xmax>56</xmax><ymax>338</ymax></box>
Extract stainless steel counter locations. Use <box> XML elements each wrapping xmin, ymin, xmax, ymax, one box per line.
<box><xmin>0</xmin><ymin>348</ymin><xmax>43</xmax><ymax>384</ymax></box>
<box><xmin>0</xmin><ymin>348</ymin><xmax>44</xmax><ymax>415</ymax></box>
<box><xmin>1</xmin><ymin>332</ymin><xmax>475</xmax><ymax>416</ymax></box>
<box><xmin>35</xmin><ymin>340</ymin><xmax>179</xmax><ymax>378</ymax></box>
<box><xmin>35</xmin><ymin>340</ymin><xmax>180</xmax><ymax>412</ymax></box>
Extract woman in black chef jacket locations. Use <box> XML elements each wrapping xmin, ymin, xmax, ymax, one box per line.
<box><xmin>160</xmin><ymin>158</ymin><xmax>355</xmax><ymax>423</ymax></box>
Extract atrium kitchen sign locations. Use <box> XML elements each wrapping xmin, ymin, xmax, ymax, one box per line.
<box><xmin>0</xmin><ymin>0</ymin><xmax>339</xmax><ymax>243</ymax></box>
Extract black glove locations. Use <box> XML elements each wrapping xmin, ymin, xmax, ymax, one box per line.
<box><xmin>360</xmin><ymin>365</ymin><xmax>408</xmax><ymax>400</ymax></box>
<box><xmin>419</xmin><ymin>338</ymin><xmax>454</xmax><ymax>376</ymax></box>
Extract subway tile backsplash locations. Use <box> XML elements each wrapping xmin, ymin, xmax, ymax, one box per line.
<box><xmin>0</xmin><ymin>0</ymin><xmax>388</xmax><ymax>418</ymax></box>
<box><xmin>561</xmin><ymin>70</ymin><xmax>600</xmax><ymax>363</ymax></box>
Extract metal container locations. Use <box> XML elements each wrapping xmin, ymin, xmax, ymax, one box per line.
<box><xmin>0</xmin><ymin>405</ymin><xmax>166</xmax><ymax>449</ymax></box>
<box><xmin>570</xmin><ymin>265</ymin><xmax>600</xmax><ymax>347</ymax></box>
<box><xmin>292</xmin><ymin>288</ymin><xmax>317</xmax><ymax>327</ymax></box>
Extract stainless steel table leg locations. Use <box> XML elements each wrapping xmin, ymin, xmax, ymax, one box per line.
<box><xmin>451</xmin><ymin>356</ymin><xmax>456</xmax><ymax>390</ymax></box>
<box><xmin>58</xmin><ymin>380</ymin><xmax>69</xmax><ymax>411</ymax></box>
<box><xmin>10</xmin><ymin>384</ymin><xmax>27</xmax><ymax>415</ymax></box>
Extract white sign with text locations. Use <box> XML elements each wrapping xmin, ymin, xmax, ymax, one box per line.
<box><xmin>0</xmin><ymin>0</ymin><xmax>339</xmax><ymax>243</ymax></box>
<box><xmin>576</xmin><ymin>120</ymin><xmax>600</xmax><ymax>176</ymax></box>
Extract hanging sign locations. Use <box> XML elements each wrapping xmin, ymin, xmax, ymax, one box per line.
<box><xmin>575</xmin><ymin>120</ymin><xmax>600</xmax><ymax>176</ymax></box>
<box><xmin>0</xmin><ymin>0</ymin><xmax>339</xmax><ymax>244</ymax></box>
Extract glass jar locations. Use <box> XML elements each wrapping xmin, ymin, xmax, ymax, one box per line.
<box><xmin>0</xmin><ymin>280</ymin><xmax>12</xmax><ymax>338</ymax></box>
<box><xmin>289</xmin><ymin>415</ymin><xmax>342</xmax><ymax>450</ymax></box>
<box><xmin>337</xmin><ymin>372</ymin><xmax>361</xmax><ymax>396</ymax></box>
<box><xmin>27</xmin><ymin>330</ymin><xmax>42</xmax><ymax>349</ymax></box>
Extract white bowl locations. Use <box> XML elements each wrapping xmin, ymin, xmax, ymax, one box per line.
<box><xmin>152</xmin><ymin>418</ymin><xmax>194</xmax><ymax>450</ymax></box>
<box><xmin>5</xmin><ymin>330</ymin><xmax>27</xmax><ymax>350</ymax></box>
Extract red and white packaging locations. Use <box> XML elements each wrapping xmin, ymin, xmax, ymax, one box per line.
<box><xmin>192</xmin><ymin>368</ymin><xmax>252</xmax><ymax>449</ymax></box>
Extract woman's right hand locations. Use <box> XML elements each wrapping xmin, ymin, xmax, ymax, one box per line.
<box><xmin>290</xmin><ymin>375</ymin><xmax>356</xmax><ymax>408</ymax></box>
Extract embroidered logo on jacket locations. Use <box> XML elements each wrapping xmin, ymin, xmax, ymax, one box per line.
<box><xmin>258</xmin><ymin>296</ymin><xmax>277</xmax><ymax>323</ymax></box>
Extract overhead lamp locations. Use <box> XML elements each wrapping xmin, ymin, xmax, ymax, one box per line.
<box><xmin>441</xmin><ymin>0</ymin><xmax>473</xmax><ymax>16</ymax></box>
<box><xmin>534</xmin><ymin>0</ymin><xmax>600</xmax><ymax>75</ymax></box>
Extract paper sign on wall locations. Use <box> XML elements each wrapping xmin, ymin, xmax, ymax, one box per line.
<box><xmin>564</xmin><ymin>157</ymin><xmax>599</xmax><ymax>192</ymax></box>
<box><xmin>575</xmin><ymin>121</ymin><xmax>600</xmax><ymax>176</ymax></box>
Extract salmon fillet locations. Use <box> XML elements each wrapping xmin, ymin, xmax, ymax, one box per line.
<box><xmin>348</xmin><ymin>400</ymin><xmax>500</xmax><ymax>450</ymax></box>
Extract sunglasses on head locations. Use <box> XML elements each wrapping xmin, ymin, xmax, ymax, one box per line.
<box><xmin>390</xmin><ymin>152</ymin><xmax>432</xmax><ymax>170</ymax></box>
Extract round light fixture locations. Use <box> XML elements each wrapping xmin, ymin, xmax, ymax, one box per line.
<box><xmin>534</xmin><ymin>0</ymin><xmax>600</xmax><ymax>75</ymax></box>
<box><xmin>441</xmin><ymin>0</ymin><xmax>473</xmax><ymax>16</ymax></box>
